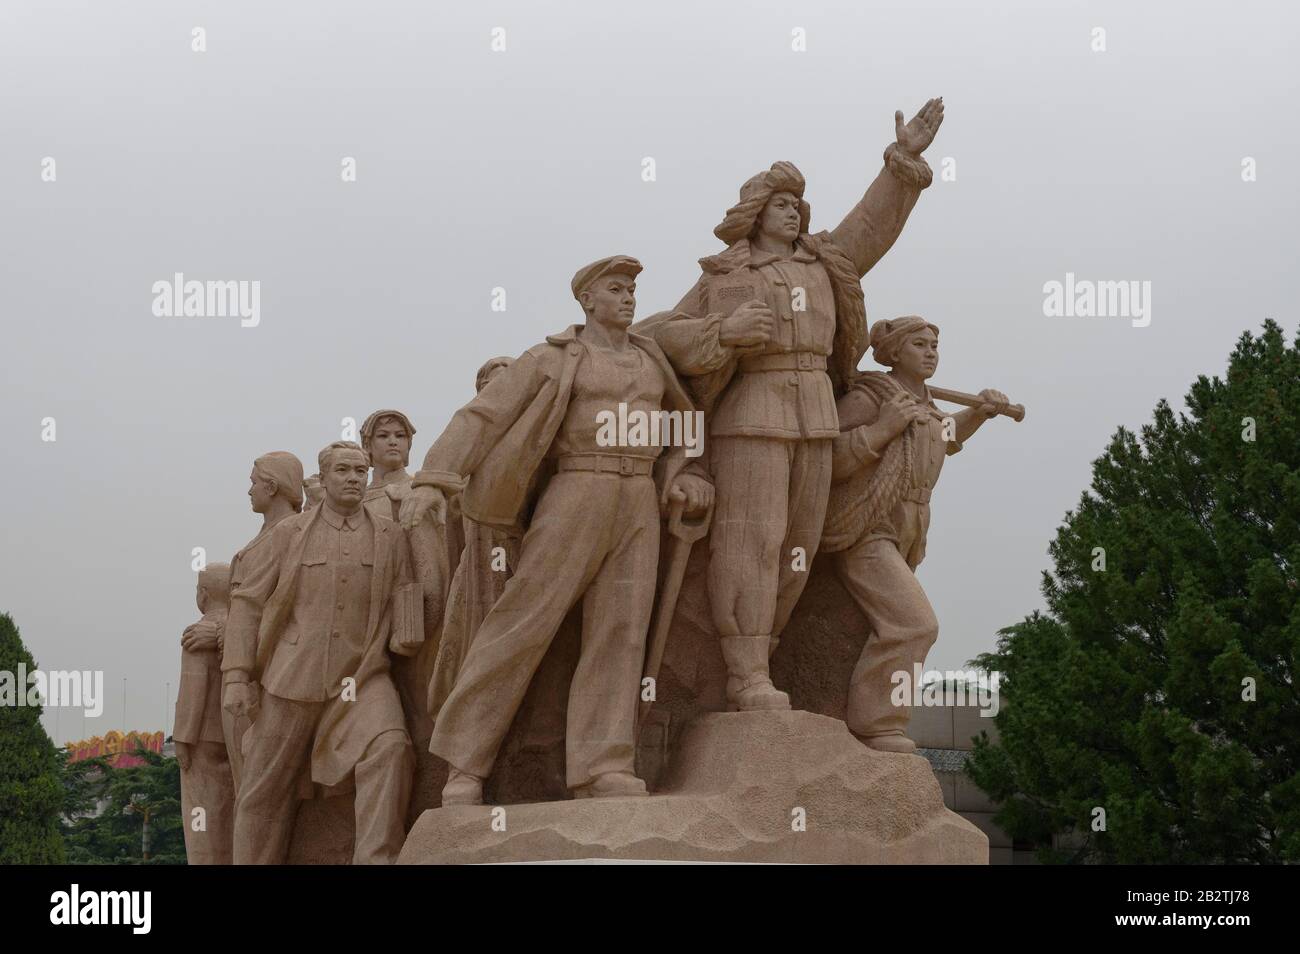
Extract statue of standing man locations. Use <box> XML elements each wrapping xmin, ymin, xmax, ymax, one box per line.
<box><xmin>222</xmin><ymin>441</ymin><xmax>423</xmax><ymax>864</ymax></box>
<box><xmin>639</xmin><ymin>99</ymin><xmax>944</xmax><ymax>711</ymax></box>
<box><xmin>174</xmin><ymin>562</ymin><xmax>234</xmax><ymax>864</ymax></box>
<box><xmin>401</xmin><ymin>255</ymin><xmax>712</xmax><ymax>806</ymax></box>
<box><xmin>225</xmin><ymin>450</ymin><xmax>304</xmax><ymax>791</ymax></box>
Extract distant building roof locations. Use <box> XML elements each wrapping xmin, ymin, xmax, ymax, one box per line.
<box><xmin>66</xmin><ymin>730</ymin><xmax>164</xmax><ymax>768</ymax></box>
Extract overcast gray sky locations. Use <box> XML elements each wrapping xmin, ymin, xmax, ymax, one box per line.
<box><xmin>2</xmin><ymin>0</ymin><xmax>1295</xmax><ymax>744</ymax></box>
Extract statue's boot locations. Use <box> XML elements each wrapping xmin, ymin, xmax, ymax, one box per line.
<box><xmin>720</xmin><ymin>635</ymin><xmax>791</xmax><ymax>711</ymax></box>
<box><xmin>441</xmin><ymin>767</ymin><xmax>485</xmax><ymax>806</ymax></box>
<box><xmin>854</xmin><ymin>731</ymin><xmax>917</xmax><ymax>754</ymax></box>
<box><xmin>571</xmin><ymin>771</ymin><xmax>648</xmax><ymax>799</ymax></box>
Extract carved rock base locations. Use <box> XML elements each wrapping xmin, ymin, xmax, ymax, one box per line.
<box><xmin>398</xmin><ymin>710</ymin><xmax>988</xmax><ymax>864</ymax></box>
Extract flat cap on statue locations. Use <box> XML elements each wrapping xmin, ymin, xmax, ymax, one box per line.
<box><xmin>570</xmin><ymin>255</ymin><xmax>643</xmax><ymax>300</ymax></box>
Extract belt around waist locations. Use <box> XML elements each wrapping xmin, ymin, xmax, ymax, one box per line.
<box><xmin>738</xmin><ymin>352</ymin><xmax>828</xmax><ymax>373</ymax></box>
<box><xmin>903</xmin><ymin>487</ymin><xmax>932</xmax><ymax>504</ymax></box>
<box><xmin>556</xmin><ymin>454</ymin><xmax>655</xmax><ymax>476</ymax></box>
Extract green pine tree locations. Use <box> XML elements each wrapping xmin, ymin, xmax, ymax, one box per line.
<box><xmin>0</xmin><ymin>612</ymin><xmax>66</xmax><ymax>863</ymax></box>
<box><xmin>58</xmin><ymin>750</ymin><xmax>117</xmax><ymax>865</ymax></box>
<box><xmin>61</xmin><ymin>744</ymin><xmax>186</xmax><ymax>865</ymax></box>
<box><xmin>967</xmin><ymin>320</ymin><xmax>1300</xmax><ymax>863</ymax></box>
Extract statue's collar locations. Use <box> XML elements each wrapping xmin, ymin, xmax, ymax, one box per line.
<box><xmin>701</xmin><ymin>237</ymin><xmax>816</xmax><ymax>275</ymax></box>
<box><xmin>748</xmin><ymin>240</ymin><xmax>818</xmax><ymax>267</ymax></box>
<box><xmin>367</xmin><ymin>468</ymin><xmax>409</xmax><ymax>492</ymax></box>
<box><xmin>546</xmin><ymin>324</ymin><xmax>655</xmax><ymax>352</ymax></box>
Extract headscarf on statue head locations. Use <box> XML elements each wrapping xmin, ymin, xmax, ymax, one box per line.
<box><xmin>360</xmin><ymin>409</ymin><xmax>417</xmax><ymax>468</ymax></box>
<box><xmin>253</xmin><ymin>451</ymin><xmax>305</xmax><ymax>512</ymax></box>
<box><xmin>869</xmin><ymin>316</ymin><xmax>940</xmax><ymax>367</ymax></box>
<box><xmin>709</xmin><ymin>161</ymin><xmax>868</xmax><ymax>396</ymax></box>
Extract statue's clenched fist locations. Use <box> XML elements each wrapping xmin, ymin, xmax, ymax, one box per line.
<box><xmin>223</xmin><ymin>681</ymin><xmax>259</xmax><ymax>720</ymax></box>
<box><xmin>669</xmin><ymin>474</ymin><xmax>714</xmax><ymax>517</ymax></box>
<box><xmin>975</xmin><ymin>388</ymin><xmax>1009</xmax><ymax>418</ymax></box>
<box><xmin>720</xmin><ymin>299</ymin><xmax>775</xmax><ymax>349</ymax></box>
<box><xmin>399</xmin><ymin>485</ymin><xmax>446</xmax><ymax>530</ymax></box>
<box><xmin>389</xmin><ymin>629</ymin><xmax>422</xmax><ymax>657</ymax></box>
<box><xmin>878</xmin><ymin>391</ymin><xmax>931</xmax><ymax>438</ymax></box>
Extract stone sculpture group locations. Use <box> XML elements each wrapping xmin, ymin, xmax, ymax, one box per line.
<box><xmin>174</xmin><ymin>98</ymin><xmax>1025</xmax><ymax>864</ymax></box>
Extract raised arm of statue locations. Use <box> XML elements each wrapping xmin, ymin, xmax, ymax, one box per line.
<box><xmin>829</xmin><ymin>98</ymin><xmax>944</xmax><ymax>278</ymax></box>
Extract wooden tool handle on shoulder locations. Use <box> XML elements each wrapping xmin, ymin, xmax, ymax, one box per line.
<box><xmin>928</xmin><ymin>386</ymin><xmax>1025</xmax><ymax>422</ymax></box>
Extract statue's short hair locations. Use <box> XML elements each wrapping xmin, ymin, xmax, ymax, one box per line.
<box><xmin>318</xmin><ymin>440</ymin><xmax>368</xmax><ymax>474</ymax></box>
<box><xmin>197</xmin><ymin>562</ymin><xmax>232</xmax><ymax>605</ymax></box>
<box><xmin>253</xmin><ymin>451</ymin><xmax>305</xmax><ymax>512</ymax></box>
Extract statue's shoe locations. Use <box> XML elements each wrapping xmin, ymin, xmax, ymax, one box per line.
<box><xmin>441</xmin><ymin>767</ymin><xmax>485</xmax><ymax>806</ymax></box>
<box><xmin>720</xmin><ymin>636</ymin><xmax>791</xmax><ymax>711</ymax></box>
<box><xmin>854</xmin><ymin>732</ymin><xmax>917</xmax><ymax>755</ymax></box>
<box><xmin>726</xmin><ymin>678</ymin><xmax>792</xmax><ymax>712</ymax></box>
<box><xmin>571</xmin><ymin>772</ymin><xmax>649</xmax><ymax>799</ymax></box>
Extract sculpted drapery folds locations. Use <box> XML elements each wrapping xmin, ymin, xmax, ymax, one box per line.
<box><xmin>360</xmin><ymin>409</ymin><xmax>452</xmax><ymax>632</ymax></box>
<box><xmin>174</xmin><ymin>562</ymin><xmax>234</xmax><ymax>865</ymax></box>
<box><xmin>222</xmin><ymin>441</ymin><xmax>423</xmax><ymax>864</ymax></box>
<box><xmin>400</xmin><ymin>255</ymin><xmax>713</xmax><ymax>807</ymax></box>
<box><xmin>359</xmin><ymin>409</ymin><xmax>455</xmax><ymax>727</ymax></box>
<box><xmin>222</xmin><ymin>450</ymin><xmax>304</xmax><ymax>792</ymax></box>
<box><xmin>637</xmin><ymin>99</ymin><xmax>944</xmax><ymax>712</ymax></box>
<box><xmin>826</xmin><ymin>316</ymin><xmax>1007</xmax><ymax>752</ymax></box>
<box><xmin>426</xmin><ymin>357</ymin><xmax>521</xmax><ymax>722</ymax></box>
<box><xmin>169</xmin><ymin>94</ymin><xmax>1042</xmax><ymax>865</ymax></box>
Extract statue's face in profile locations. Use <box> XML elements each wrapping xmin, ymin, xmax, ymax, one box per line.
<box><xmin>581</xmin><ymin>274</ymin><xmax>636</xmax><ymax>330</ymax></box>
<box><xmin>322</xmin><ymin>450</ymin><xmax>369</xmax><ymax>508</ymax></box>
<box><xmin>757</xmin><ymin>190</ymin><xmax>801</xmax><ymax>243</ymax></box>
<box><xmin>367</xmin><ymin>418</ymin><xmax>410</xmax><ymax>471</ymax></box>
<box><xmin>894</xmin><ymin>328</ymin><xmax>939</xmax><ymax>380</ymax></box>
<box><xmin>248</xmin><ymin>467</ymin><xmax>276</xmax><ymax>514</ymax></box>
